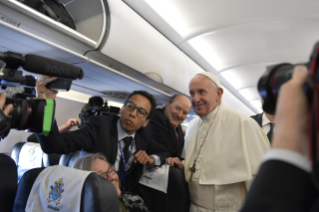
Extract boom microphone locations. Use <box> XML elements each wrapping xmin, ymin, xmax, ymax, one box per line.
<box><xmin>23</xmin><ymin>54</ymin><xmax>84</xmax><ymax>80</ymax></box>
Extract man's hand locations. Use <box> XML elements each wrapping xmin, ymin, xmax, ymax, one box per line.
<box><xmin>166</xmin><ymin>157</ymin><xmax>184</xmax><ymax>170</ymax></box>
<box><xmin>133</xmin><ymin>150</ymin><xmax>155</xmax><ymax>166</ymax></box>
<box><xmin>36</xmin><ymin>75</ymin><xmax>59</xmax><ymax>99</ymax></box>
<box><xmin>272</xmin><ymin>65</ymin><xmax>309</xmax><ymax>158</ymax></box>
<box><xmin>58</xmin><ymin>118</ymin><xmax>79</xmax><ymax>132</ymax></box>
<box><xmin>0</xmin><ymin>92</ymin><xmax>13</xmax><ymax>115</ymax></box>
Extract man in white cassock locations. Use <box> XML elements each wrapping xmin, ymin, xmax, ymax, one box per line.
<box><xmin>166</xmin><ymin>72</ymin><xmax>270</xmax><ymax>212</ymax></box>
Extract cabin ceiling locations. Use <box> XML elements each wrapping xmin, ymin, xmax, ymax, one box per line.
<box><xmin>124</xmin><ymin>0</ymin><xmax>319</xmax><ymax>113</ymax></box>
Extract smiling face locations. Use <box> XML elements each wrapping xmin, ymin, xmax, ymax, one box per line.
<box><xmin>120</xmin><ymin>94</ymin><xmax>151</xmax><ymax>135</ymax></box>
<box><xmin>164</xmin><ymin>95</ymin><xmax>191</xmax><ymax>128</ymax></box>
<box><xmin>189</xmin><ymin>75</ymin><xmax>223</xmax><ymax>117</ymax></box>
<box><xmin>92</xmin><ymin>158</ymin><xmax>121</xmax><ymax>196</ymax></box>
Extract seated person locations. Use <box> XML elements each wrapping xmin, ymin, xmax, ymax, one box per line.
<box><xmin>73</xmin><ymin>153</ymin><xmax>150</xmax><ymax>212</ymax></box>
<box><xmin>148</xmin><ymin>94</ymin><xmax>191</xmax><ymax>159</ymax></box>
<box><xmin>35</xmin><ymin>75</ymin><xmax>171</xmax><ymax>192</ymax></box>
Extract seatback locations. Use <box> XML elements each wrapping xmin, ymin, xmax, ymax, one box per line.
<box><xmin>11</xmin><ymin>142</ymin><xmax>25</xmax><ymax>166</ymax></box>
<box><xmin>135</xmin><ymin>166</ymin><xmax>190</xmax><ymax>212</ymax></box>
<box><xmin>11</xmin><ymin>142</ymin><xmax>62</xmax><ymax>180</ymax></box>
<box><xmin>13</xmin><ymin>167</ymin><xmax>120</xmax><ymax>212</ymax></box>
<box><xmin>59</xmin><ymin>150</ymin><xmax>88</xmax><ymax>167</ymax></box>
<box><xmin>0</xmin><ymin>153</ymin><xmax>18</xmax><ymax>212</ymax></box>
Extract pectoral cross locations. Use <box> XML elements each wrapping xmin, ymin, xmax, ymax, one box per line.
<box><xmin>189</xmin><ymin>162</ymin><xmax>196</xmax><ymax>181</ymax></box>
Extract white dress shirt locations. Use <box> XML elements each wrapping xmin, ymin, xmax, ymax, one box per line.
<box><xmin>264</xmin><ymin>149</ymin><xmax>311</xmax><ymax>173</ymax></box>
<box><xmin>114</xmin><ymin>120</ymin><xmax>160</xmax><ymax>171</ymax></box>
<box><xmin>261</xmin><ymin>113</ymin><xmax>274</xmax><ymax>135</ymax></box>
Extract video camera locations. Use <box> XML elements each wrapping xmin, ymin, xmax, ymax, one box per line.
<box><xmin>258</xmin><ymin>41</ymin><xmax>319</xmax><ymax>163</ymax></box>
<box><xmin>79</xmin><ymin>96</ymin><xmax>120</xmax><ymax>128</ymax></box>
<box><xmin>0</xmin><ymin>51</ymin><xmax>84</xmax><ymax>138</ymax></box>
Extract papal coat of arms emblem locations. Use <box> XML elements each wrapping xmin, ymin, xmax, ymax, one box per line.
<box><xmin>47</xmin><ymin>177</ymin><xmax>64</xmax><ymax>205</ymax></box>
<box><xmin>28</xmin><ymin>146</ymin><xmax>36</xmax><ymax>161</ymax></box>
<box><xmin>146</xmin><ymin>166</ymin><xmax>159</xmax><ymax>176</ymax></box>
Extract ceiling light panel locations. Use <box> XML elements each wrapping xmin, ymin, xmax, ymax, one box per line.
<box><xmin>250</xmin><ymin>99</ymin><xmax>262</xmax><ymax>110</ymax></box>
<box><xmin>221</xmin><ymin>86</ymin><xmax>255</xmax><ymax>116</ymax></box>
<box><xmin>127</xmin><ymin>0</ymin><xmax>319</xmax><ymax>44</ymax></box>
<box><xmin>238</xmin><ymin>87</ymin><xmax>260</xmax><ymax>102</ymax></box>
<box><xmin>186</xmin><ymin>21</ymin><xmax>319</xmax><ymax>72</ymax></box>
<box><xmin>220</xmin><ymin>64</ymin><xmax>269</xmax><ymax>90</ymax></box>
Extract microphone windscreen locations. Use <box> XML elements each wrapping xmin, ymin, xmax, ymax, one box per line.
<box><xmin>23</xmin><ymin>54</ymin><xmax>84</xmax><ymax>80</ymax></box>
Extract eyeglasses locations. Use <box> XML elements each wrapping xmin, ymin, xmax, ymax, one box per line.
<box><xmin>124</xmin><ymin>101</ymin><xmax>149</xmax><ymax>118</ymax></box>
<box><xmin>98</xmin><ymin>165</ymin><xmax>116</xmax><ymax>179</ymax></box>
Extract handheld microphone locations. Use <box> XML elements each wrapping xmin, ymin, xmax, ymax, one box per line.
<box><xmin>23</xmin><ymin>54</ymin><xmax>84</xmax><ymax>80</ymax></box>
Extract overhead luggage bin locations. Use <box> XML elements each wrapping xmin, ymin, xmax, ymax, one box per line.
<box><xmin>0</xmin><ymin>0</ymin><xmax>110</xmax><ymax>54</ymax></box>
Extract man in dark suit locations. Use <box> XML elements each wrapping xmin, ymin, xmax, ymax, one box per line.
<box><xmin>34</xmin><ymin>76</ymin><xmax>171</xmax><ymax>192</ymax></box>
<box><xmin>251</xmin><ymin>100</ymin><xmax>275</xmax><ymax>143</ymax></box>
<box><xmin>148</xmin><ymin>94</ymin><xmax>191</xmax><ymax>158</ymax></box>
<box><xmin>240</xmin><ymin>66</ymin><xmax>319</xmax><ymax>212</ymax></box>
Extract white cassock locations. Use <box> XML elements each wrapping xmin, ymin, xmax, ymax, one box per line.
<box><xmin>183</xmin><ymin>103</ymin><xmax>270</xmax><ymax>212</ymax></box>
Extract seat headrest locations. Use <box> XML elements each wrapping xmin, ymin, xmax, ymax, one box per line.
<box><xmin>59</xmin><ymin>150</ymin><xmax>88</xmax><ymax>167</ymax></box>
<box><xmin>0</xmin><ymin>153</ymin><xmax>17</xmax><ymax>212</ymax></box>
<box><xmin>13</xmin><ymin>167</ymin><xmax>120</xmax><ymax>212</ymax></box>
<box><xmin>11</xmin><ymin>142</ymin><xmax>26</xmax><ymax>165</ymax></box>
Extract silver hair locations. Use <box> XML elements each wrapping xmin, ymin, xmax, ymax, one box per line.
<box><xmin>73</xmin><ymin>153</ymin><xmax>109</xmax><ymax>171</ymax></box>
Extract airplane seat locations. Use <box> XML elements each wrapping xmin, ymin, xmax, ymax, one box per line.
<box><xmin>11</xmin><ymin>142</ymin><xmax>62</xmax><ymax>181</ymax></box>
<box><xmin>0</xmin><ymin>153</ymin><xmax>18</xmax><ymax>212</ymax></box>
<box><xmin>59</xmin><ymin>150</ymin><xmax>88</xmax><ymax>167</ymax></box>
<box><xmin>135</xmin><ymin>166</ymin><xmax>190</xmax><ymax>212</ymax></box>
<box><xmin>43</xmin><ymin>152</ymin><xmax>62</xmax><ymax>167</ymax></box>
<box><xmin>11</xmin><ymin>141</ymin><xmax>25</xmax><ymax>165</ymax></box>
<box><xmin>13</xmin><ymin>166</ymin><xmax>120</xmax><ymax>212</ymax></box>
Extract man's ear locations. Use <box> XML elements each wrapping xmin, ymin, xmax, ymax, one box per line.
<box><xmin>165</xmin><ymin>102</ymin><xmax>170</xmax><ymax>109</ymax></box>
<box><xmin>142</xmin><ymin>119</ymin><xmax>150</xmax><ymax>127</ymax></box>
<box><xmin>217</xmin><ymin>88</ymin><xmax>224</xmax><ymax>102</ymax></box>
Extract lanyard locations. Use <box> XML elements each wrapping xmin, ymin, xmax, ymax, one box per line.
<box><xmin>119</xmin><ymin>139</ymin><xmax>134</xmax><ymax>190</ymax></box>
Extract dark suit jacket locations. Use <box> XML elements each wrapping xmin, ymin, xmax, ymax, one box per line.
<box><xmin>148</xmin><ymin>108</ymin><xmax>184</xmax><ymax>159</ymax></box>
<box><xmin>36</xmin><ymin>115</ymin><xmax>171</xmax><ymax>191</ymax></box>
<box><xmin>240</xmin><ymin>160</ymin><xmax>319</xmax><ymax>212</ymax></box>
<box><xmin>251</xmin><ymin>113</ymin><xmax>263</xmax><ymax>127</ymax></box>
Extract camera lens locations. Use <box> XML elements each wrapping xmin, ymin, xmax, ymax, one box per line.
<box><xmin>5</xmin><ymin>98</ymin><xmax>55</xmax><ymax>134</ymax></box>
<box><xmin>258</xmin><ymin>62</ymin><xmax>309</xmax><ymax>115</ymax></box>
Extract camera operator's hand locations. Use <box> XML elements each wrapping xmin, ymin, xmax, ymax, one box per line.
<box><xmin>59</xmin><ymin>118</ymin><xmax>79</xmax><ymax>132</ymax></box>
<box><xmin>0</xmin><ymin>92</ymin><xmax>13</xmax><ymax>115</ymax></box>
<box><xmin>36</xmin><ymin>75</ymin><xmax>58</xmax><ymax>99</ymax></box>
<box><xmin>273</xmin><ymin>65</ymin><xmax>309</xmax><ymax>158</ymax></box>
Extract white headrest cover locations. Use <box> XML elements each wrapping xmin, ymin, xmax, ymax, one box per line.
<box><xmin>26</xmin><ymin>165</ymin><xmax>92</xmax><ymax>212</ymax></box>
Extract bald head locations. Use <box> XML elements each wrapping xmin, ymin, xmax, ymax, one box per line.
<box><xmin>189</xmin><ymin>74</ymin><xmax>223</xmax><ymax>117</ymax></box>
<box><xmin>164</xmin><ymin>94</ymin><xmax>191</xmax><ymax>128</ymax></box>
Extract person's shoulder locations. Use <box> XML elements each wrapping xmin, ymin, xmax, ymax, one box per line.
<box><xmin>149</xmin><ymin>108</ymin><xmax>167</xmax><ymax>127</ymax></box>
<box><xmin>251</xmin><ymin>113</ymin><xmax>262</xmax><ymax>119</ymax></box>
<box><xmin>151</xmin><ymin>108</ymin><xmax>165</xmax><ymax>119</ymax></box>
<box><xmin>222</xmin><ymin>104</ymin><xmax>257</xmax><ymax>124</ymax></box>
<box><xmin>137</xmin><ymin>125</ymin><xmax>153</xmax><ymax>139</ymax></box>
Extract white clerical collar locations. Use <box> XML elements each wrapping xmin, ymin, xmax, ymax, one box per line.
<box><xmin>262</xmin><ymin>113</ymin><xmax>272</xmax><ymax>127</ymax></box>
<box><xmin>117</xmin><ymin>120</ymin><xmax>136</xmax><ymax>141</ymax></box>
<box><xmin>201</xmin><ymin>104</ymin><xmax>221</xmax><ymax>121</ymax></box>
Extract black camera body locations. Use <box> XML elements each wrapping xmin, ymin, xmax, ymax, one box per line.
<box><xmin>79</xmin><ymin>96</ymin><xmax>120</xmax><ymax>128</ymax></box>
<box><xmin>257</xmin><ymin>41</ymin><xmax>319</xmax><ymax>164</ymax></box>
<box><xmin>258</xmin><ymin>41</ymin><xmax>319</xmax><ymax>115</ymax></box>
